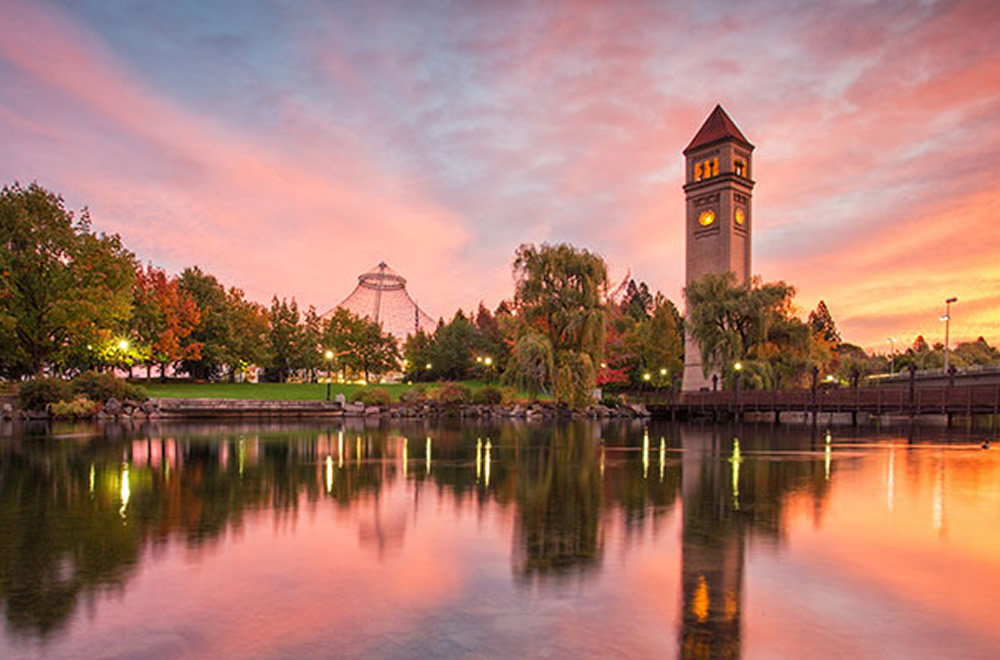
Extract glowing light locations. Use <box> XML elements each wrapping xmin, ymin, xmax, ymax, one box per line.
<box><xmin>402</xmin><ymin>437</ymin><xmax>408</xmax><ymax>478</ymax></box>
<box><xmin>426</xmin><ymin>436</ymin><xmax>432</xmax><ymax>475</ymax></box>
<box><xmin>659</xmin><ymin>368</ymin><xmax>667</xmax><ymax>376</ymax></box>
<box><xmin>484</xmin><ymin>357</ymin><xmax>492</xmax><ymax>366</ymax></box>
<box><xmin>239</xmin><ymin>438</ymin><xmax>246</xmax><ymax>476</ymax></box>
<box><xmin>88</xmin><ymin>463</ymin><xmax>95</xmax><ymax>497</ymax></box>
<box><xmin>325</xmin><ymin>455</ymin><xmax>333</xmax><ymax>493</ymax></box>
<box><xmin>324</xmin><ymin>349</ymin><xmax>334</xmax><ymax>360</ymax></box>
<box><xmin>824</xmin><ymin>431</ymin><xmax>832</xmax><ymax>481</ymax></box>
<box><xmin>735</xmin><ymin>208</ymin><xmax>746</xmax><ymax>226</ymax></box>
<box><xmin>484</xmin><ymin>439</ymin><xmax>492</xmax><ymax>487</ymax></box>
<box><xmin>119</xmin><ymin>462</ymin><xmax>130</xmax><ymax>520</ymax></box>
<box><xmin>734</xmin><ymin>362</ymin><xmax>743</xmax><ymax>371</ymax></box>
<box><xmin>642</xmin><ymin>431</ymin><xmax>649</xmax><ymax>479</ymax></box>
<box><xmin>425</xmin><ymin>363</ymin><xmax>432</xmax><ymax>370</ymax></box>
<box><xmin>338</xmin><ymin>430</ymin><xmax>344</xmax><ymax>468</ymax></box>
<box><xmin>117</xmin><ymin>339</ymin><xmax>129</xmax><ymax>351</ymax></box>
<box><xmin>643</xmin><ymin>372</ymin><xmax>651</xmax><ymax>381</ymax></box>
<box><xmin>825</xmin><ymin>374</ymin><xmax>836</xmax><ymax>382</ymax></box>
<box><xmin>698</xmin><ymin>209</ymin><xmax>716</xmax><ymax>227</ymax></box>
<box><xmin>356</xmin><ymin>436</ymin><xmax>362</xmax><ymax>463</ymax></box>
<box><xmin>659</xmin><ymin>437</ymin><xmax>665</xmax><ymax>482</ymax></box>
<box><xmin>692</xmin><ymin>575</ymin><xmax>710</xmax><ymax>622</ymax></box>
<box><xmin>600</xmin><ymin>446</ymin><xmax>605</xmax><ymax>477</ymax></box>
<box><xmin>730</xmin><ymin>439</ymin><xmax>742</xmax><ymax>510</ymax></box>
<box><xmin>476</xmin><ymin>438</ymin><xmax>482</xmax><ymax>482</ymax></box>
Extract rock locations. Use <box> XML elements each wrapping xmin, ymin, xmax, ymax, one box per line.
<box><xmin>104</xmin><ymin>397</ymin><xmax>122</xmax><ymax>415</ymax></box>
<box><xmin>364</xmin><ymin>405</ymin><xmax>380</xmax><ymax>416</ymax></box>
<box><xmin>334</xmin><ymin>393</ymin><xmax>347</xmax><ymax>406</ymax></box>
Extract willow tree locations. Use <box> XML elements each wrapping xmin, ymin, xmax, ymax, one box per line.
<box><xmin>510</xmin><ymin>243</ymin><xmax>607</xmax><ymax>406</ymax></box>
<box><xmin>685</xmin><ymin>272</ymin><xmax>805</xmax><ymax>388</ymax></box>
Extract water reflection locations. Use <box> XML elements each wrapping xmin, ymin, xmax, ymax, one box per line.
<box><xmin>1</xmin><ymin>420</ymin><xmax>998</xmax><ymax>658</ymax></box>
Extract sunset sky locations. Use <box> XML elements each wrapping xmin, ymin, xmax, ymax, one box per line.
<box><xmin>2</xmin><ymin>0</ymin><xmax>999</xmax><ymax>350</ymax></box>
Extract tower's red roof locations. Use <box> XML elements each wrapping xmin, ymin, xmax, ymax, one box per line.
<box><xmin>684</xmin><ymin>105</ymin><xmax>753</xmax><ymax>154</ymax></box>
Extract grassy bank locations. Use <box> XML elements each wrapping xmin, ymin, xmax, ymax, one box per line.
<box><xmin>142</xmin><ymin>380</ymin><xmax>502</xmax><ymax>402</ymax></box>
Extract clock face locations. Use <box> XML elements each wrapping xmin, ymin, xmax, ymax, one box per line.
<box><xmin>735</xmin><ymin>208</ymin><xmax>745</xmax><ymax>226</ymax></box>
<box><xmin>698</xmin><ymin>210</ymin><xmax>716</xmax><ymax>227</ymax></box>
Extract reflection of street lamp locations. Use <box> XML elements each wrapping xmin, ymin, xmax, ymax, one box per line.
<box><xmin>941</xmin><ymin>297</ymin><xmax>957</xmax><ymax>373</ymax></box>
<box><xmin>324</xmin><ymin>350</ymin><xmax>334</xmax><ymax>401</ymax></box>
<box><xmin>887</xmin><ymin>337</ymin><xmax>898</xmax><ymax>373</ymax></box>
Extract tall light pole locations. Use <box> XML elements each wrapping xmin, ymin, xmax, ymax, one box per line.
<box><xmin>941</xmin><ymin>297</ymin><xmax>957</xmax><ymax>373</ymax></box>
<box><xmin>887</xmin><ymin>337</ymin><xmax>898</xmax><ymax>373</ymax></box>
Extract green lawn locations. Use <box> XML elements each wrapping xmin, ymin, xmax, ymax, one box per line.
<box><xmin>142</xmin><ymin>380</ymin><xmax>499</xmax><ymax>402</ymax></box>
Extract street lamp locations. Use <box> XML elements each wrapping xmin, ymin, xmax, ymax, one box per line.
<box><xmin>484</xmin><ymin>356</ymin><xmax>493</xmax><ymax>384</ymax></box>
<box><xmin>941</xmin><ymin>297</ymin><xmax>957</xmax><ymax>373</ymax></box>
<box><xmin>324</xmin><ymin>350</ymin><xmax>334</xmax><ymax>401</ymax></box>
<box><xmin>887</xmin><ymin>337</ymin><xmax>898</xmax><ymax>373</ymax></box>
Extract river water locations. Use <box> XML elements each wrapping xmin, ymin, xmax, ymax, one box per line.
<box><xmin>1</xmin><ymin>419</ymin><xmax>998</xmax><ymax>659</ymax></box>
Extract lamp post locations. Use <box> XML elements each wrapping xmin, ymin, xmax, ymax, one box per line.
<box><xmin>324</xmin><ymin>350</ymin><xmax>334</xmax><ymax>401</ymax></box>
<box><xmin>733</xmin><ymin>362</ymin><xmax>743</xmax><ymax>421</ymax></box>
<box><xmin>887</xmin><ymin>337</ymin><xmax>898</xmax><ymax>374</ymax></box>
<box><xmin>941</xmin><ymin>297</ymin><xmax>957</xmax><ymax>373</ymax></box>
<box><xmin>484</xmin><ymin>356</ymin><xmax>493</xmax><ymax>384</ymax></box>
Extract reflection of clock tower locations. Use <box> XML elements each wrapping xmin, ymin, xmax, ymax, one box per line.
<box><xmin>682</xmin><ymin>105</ymin><xmax>755</xmax><ymax>391</ymax></box>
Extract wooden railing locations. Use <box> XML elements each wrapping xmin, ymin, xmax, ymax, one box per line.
<box><xmin>633</xmin><ymin>383</ymin><xmax>1000</xmax><ymax>418</ymax></box>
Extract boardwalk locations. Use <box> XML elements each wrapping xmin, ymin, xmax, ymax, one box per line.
<box><xmin>642</xmin><ymin>383</ymin><xmax>1000</xmax><ymax>422</ymax></box>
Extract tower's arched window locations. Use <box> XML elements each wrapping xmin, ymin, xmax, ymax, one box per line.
<box><xmin>734</xmin><ymin>159</ymin><xmax>746</xmax><ymax>177</ymax></box>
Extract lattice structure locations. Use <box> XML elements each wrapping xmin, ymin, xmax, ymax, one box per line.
<box><xmin>325</xmin><ymin>262</ymin><xmax>436</xmax><ymax>343</ymax></box>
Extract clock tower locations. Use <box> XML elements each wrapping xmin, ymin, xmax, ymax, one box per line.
<box><xmin>682</xmin><ymin>105</ymin><xmax>755</xmax><ymax>391</ymax></box>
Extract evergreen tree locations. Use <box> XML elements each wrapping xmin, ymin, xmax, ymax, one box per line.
<box><xmin>807</xmin><ymin>300</ymin><xmax>841</xmax><ymax>344</ymax></box>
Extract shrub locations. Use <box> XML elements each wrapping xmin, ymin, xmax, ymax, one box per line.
<box><xmin>50</xmin><ymin>396</ymin><xmax>99</xmax><ymax>419</ymax></box>
<box><xmin>433</xmin><ymin>383</ymin><xmax>471</xmax><ymax>406</ymax></box>
<box><xmin>399</xmin><ymin>385</ymin><xmax>428</xmax><ymax>405</ymax></box>
<box><xmin>601</xmin><ymin>393</ymin><xmax>624</xmax><ymax>407</ymax></box>
<box><xmin>472</xmin><ymin>385</ymin><xmax>503</xmax><ymax>405</ymax></box>
<box><xmin>17</xmin><ymin>378</ymin><xmax>72</xmax><ymax>411</ymax></box>
<box><xmin>72</xmin><ymin>371</ymin><xmax>148</xmax><ymax>403</ymax></box>
<box><xmin>350</xmin><ymin>387</ymin><xmax>392</xmax><ymax>406</ymax></box>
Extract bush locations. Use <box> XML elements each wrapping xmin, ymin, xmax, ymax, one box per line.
<box><xmin>399</xmin><ymin>385</ymin><xmax>428</xmax><ymax>405</ymax></box>
<box><xmin>50</xmin><ymin>396</ymin><xmax>99</xmax><ymax>419</ymax></box>
<box><xmin>72</xmin><ymin>371</ymin><xmax>148</xmax><ymax>403</ymax></box>
<box><xmin>350</xmin><ymin>387</ymin><xmax>392</xmax><ymax>406</ymax></box>
<box><xmin>600</xmin><ymin>393</ymin><xmax>624</xmax><ymax>407</ymax></box>
<box><xmin>472</xmin><ymin>385</ymin><xmax>503</xmax><ymax>405</ymax></box>
<box><xmin>18</xmin><ymin>378</ymin><xmax>72</xmax><ymax>411</ymax></box>
<box><xmin>433</xmin><ymin>383</ymin><xmax>471</xmax><ymax>406</ymax></box>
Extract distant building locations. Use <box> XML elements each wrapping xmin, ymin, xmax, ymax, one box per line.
<box><xmin>682</xmin><ymin>105</ymin><xmax>755</xmax><ymax>391</ymax></box>
<box><xmin>325</xmin><ymin>262</ymin><xmax>435</xmax><ymax>343</ymax></box>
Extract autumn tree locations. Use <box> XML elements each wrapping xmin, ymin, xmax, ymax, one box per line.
<box><xmin>132</xmin><ymin>265</ymin><xmax>201</xmax><ymax>380</ymax></box>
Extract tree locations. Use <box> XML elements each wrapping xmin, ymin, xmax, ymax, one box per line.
<box><xmin>321</xmin><ymin>308</ymin><xmax>399</xmax><ymax>382</ymax></box>
<box><xmin>622</xmin><ymin>280</ymin><xmax>653</xmax><ymax>322</ymax></box>
<box><xmin>0</xmin><ymin>182</ymin><xmax>136</xmax><ymax>377</ymax></box>
<box><xmin>132</xmin><ymin>265</ymin><xmax>201</xmax><ymax>380</ymax></box>
<box><xmin>511</xmin><ymin>243</ymin><xmax>607</xmax><ymax>406</ymax></box>
<box><xmin>177</xmin><ymin>267</ymin><xmax>232</xmax><ymax>380</ymax></box>
<box><xmin>266</xmin><ymin>296</ymin><xmax>304</xmax><ymax>383</ymax></box>
<box><xmin>431</xmin><ymin>311</ymin><xmax>477</xmax><ymax>380</ymax></box>
<box><xmin>223</xmin><ymin>287</ymin><xmax>268</xmax><ymax>380</ymax></box>
<box><xmin>402</xmin><ymin>329</ymin><xmax>435</xmax><ymax>382</ymax></box>
<box><xmin>686</xmin><ymin>272</ymin><xmax>820</xmax><ymax>388</ymax></box>
<box><xmin>505</xmin><ymin>332</ymin><xmax>554</xmax><ymax>400</ymax></box>
<box><xmin>808</xmin><ymin>300</ymin><xmax>841</xmax><ymax>344</ymax></box>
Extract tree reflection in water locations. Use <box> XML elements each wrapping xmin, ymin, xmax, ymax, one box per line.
<box><xmin>0</xmin><ymin>419</ymin><xmax>839</xmax><ymax>650</ymax></box>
